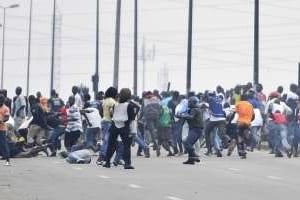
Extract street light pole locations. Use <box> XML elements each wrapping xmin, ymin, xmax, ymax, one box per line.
<box><xmin>0</xmin><ymin>4</ymin><xmax>19</xmax><ymax>89</ymax></box>
<box><xmin>92</xmin><ymin>0</ymin><xmax>100</xmax><ymax>99</ymax></box>
<box><xmin>113</xmin><ymin>0</ymin><xmax>121</xmax><ymax>90</ymax></box>
<box><xmin>253</xmin><ymin>0</ymin><xmax>259</xmax><ymax>85</ymax></box>
<box><xmin>298</xmin><ymin>62</ymin><xmax>300</xmax><ymax>87</ymax></box>
<box><xmin>1</xmin><ymin>8</ymin><xmax>6</xmax><ymax>89</ymax></box>
<box><xmin>186</xmin><ymin>0</ymin><xmax>193</xmax><ymax>95</ymax></box>
<box><xmin>26</xmin><ymin>0</ymin><xmax>33</xmax><ymax>96</ymax></box>
<box><xmin>133</xmin><ymin>0</ymin><xmax>138</xmax><ymax>96</ymax></box>
<box><xmin>50</xmin><ymin>0</ymin><xmax>56</xmax><ymax>95</ymax></box>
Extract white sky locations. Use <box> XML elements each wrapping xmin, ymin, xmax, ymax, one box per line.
<box><xmin>1</xmin><ymin>0</ymin><xmax>300</xmax><ymax>100</ymax></box>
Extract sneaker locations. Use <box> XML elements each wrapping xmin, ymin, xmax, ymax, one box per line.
<box><xmin>102</xmin><ymin>162</ymin><xmax>111</xmax><ymax>168</ymax></box>
<box><xmin>287</xmin><ymin>150</ymin><xmax>292</xmax><ymax>159</ymax></box>
<box><xmin>173</xmin><ymin>147</ymin><xmax>179</xmax><ymax>155</ymax></box>
<box><xmin>156</xmin><ymin>148</ymin><xmax>161</xmax><ymax>157</ymax></box>
<box><xmin>144</xmin><ymin>147</ymin><xmax>150</xmax><ymax>158</ymax></box>
<box><xmin>137</xmin><ymin>152</ymin><xmax>143</xmax><ymax>157</ymax></box>
<box><xmin>50</xmin><ymin>152</ymin><xmax>57</xmax><ymax>157</ymax></box>
<box><xmin>239</xmin><ymin>152</ymin><xmax>247</xmax><ymax>159</ymax></box>
<box><xmin>216</xmin><ymin>151</ymin><xmax>223</xmax><ymax>158</ymax></box>
<box><xmin>183</xmin><ymin>159</ymin><xmax>195</xmax><ymax>165</ymax></box>
<box><xmin>124</xmin><ymin>165</ymin><xmax>135</xmax><ymax>169</ymax></box>
<box><xmin>167</xmin><ymin>151</ymin><xmax>174</xmax><ymax>157</ymax></box>
<box><xmin>275</xmin><ymin>152</ymin><xmax>284</xmax><ymax>158</ymax></box>
<box><xmin>192</xmin><ymin>157</ymin><xmax>200</xmax><ymax>163</ymax></box>
<box><xmin>4</xmin><ymin>161</ymin><xmax>11</xmax><ymax>166</ymax></box>
<box><xmin>113</xmin><ymin>160</ymin><xmax>124</xmax><ymax>166</ymax></box>
<box><xmin>227</xmin><ymin>150</ymin><xmax>232</xmax><ymax>156</ymax></box>
<box><xmin>96</xmin><ymin>156</ymin><xmax>104</xmax><ymax>166</ymax></box>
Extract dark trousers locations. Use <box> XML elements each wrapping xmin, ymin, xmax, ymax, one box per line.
<box><xmin>293</xmin><ymin>125</ymin><xmax>300</xmax><ymax>153</ymax></box>
<box><xmin>184</xmin><ymin>127</ymin><xmax>203</xmax><ymax>158</ymax></box>
<box><xmin>158</xmin><ymin>126</ymin><xmax>172</xmax><ymax>152</ymax></box>
<box><xmin>64</xmin><ymin>131</ymin><xmax>81</xmax><ymax>152</ymax></box>
<box><xmin>237</xmin><ymin>124</ymin><xmax>250</xmax><ymax>155</ymax></box>
<box><xmin>0</xmin><ymin>131</ymin><xmax>10</xmax><ymax>161</ymax></box>
<box><xmin>105</xmin><ymin>124</ymin><xmax>133</xmax><ymax>166</ymax></box>
<box><xmin>137</xmin><ymin>122</ymin><xmax>145</xmax><ymax>153</ymax></box>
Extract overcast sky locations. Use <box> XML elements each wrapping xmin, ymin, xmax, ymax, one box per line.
<box><xmin>1</xmin><ymin>0</ymin><xmax>300</xmax><ymax>100</ymax></box>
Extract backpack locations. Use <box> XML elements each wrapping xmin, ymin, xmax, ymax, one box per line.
<box><xmin>144</xmin><ymin>103</ymin><xmax>161</xmax><ymax>120</ymax></box>
<box><xmin>159</xmin><ymin>105</ymin><xmax>172</xmax><ymax>127</ymax></box>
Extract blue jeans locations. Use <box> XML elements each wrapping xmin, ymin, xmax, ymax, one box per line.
<box><xmin>287</xmin><ymin>121</ymin><xmax>297</xmax><ymax>144</ymax></box>
<box><xmin>171</xmin><ymin>120</ymin><xmax>183</xmax><ymax>151</ymax></box>
<box><xmin>268</xmin><ymin>121</ymin><xmax>290</xmax><ymax>153</ymax></box>
<box><xmin>0</xmin><ymin>131</ymin><xmax>10</xmax><ymax>161</ymax></box>
<box><xmin>48</xmin><ymin>126</ymin><xmax>65</xmax><ymax>152</ymax></box>
<box><xmin>213</xmin><ymin>128</ymin><xmax>222</xmax><ymax>151</ymax></box>
<box><xmin>293</xmin><ymin>124</ymin><xmax>300</xmax><ymax>151</ymax></box>
<box><xmin>184</xmin><ymin>127</ymin><xmax>203</xmax><ymax>158</ymax></box>
<box><xmin>135</xmin><ymin>130</ymin><xmax>147</xmax><ymax>150</ymax></box>
<box><xmin>205</xmin><ymin>120</ymin><xmax>226</xmax><ymax>152</ymax></box>
<box><xmin>100</xmin><ymin>121</ymin><xmax>112</xmax><ymax>157</ymax></box>
<box><xmin>86</xmin><ymin>127</ymin><xmax>100</xmax><ymax>149</ymax></box>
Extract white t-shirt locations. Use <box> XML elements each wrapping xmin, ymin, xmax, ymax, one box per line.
<box><xmin>251</xmin><ymin>108</ymin><xmax>263</xmax><ymax>127</ymax></box>
<box><xmin>84</xmin><ymin>107</ymin><xmax>101</xmax><ymax>128</ymax></box>
<box><xmin>74</xmin><ymin>93</ymin><xmax>83</xmax><ymax>109</ymax></box>
<box><xmin>113</xmin><ymin>102</ymin><xmax>129</xmax><ymax>128</ymax></box>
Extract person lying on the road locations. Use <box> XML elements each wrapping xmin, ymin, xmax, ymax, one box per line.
<box><xmin>60</xmin><ymin>148</ymin><xmax>93</xmax><ymax>164</ymax></box>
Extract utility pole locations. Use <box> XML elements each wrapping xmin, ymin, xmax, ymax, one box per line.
<box><xmin>253</xmin><ymin>0</ymin><xmax>259</xmax><ymax>85</ymax></box>
<box><xmin>0</xmin><ymin>4</ymin><xmax>19</xmax><ymax>89</ymax></box>
<box><xmin>92</xmin><ymin>0</ymin><xmax>100</xmax><ymax>99</ymax></box>
<box><xmin>298</xmin><ymin>62</ymin><xmax>300</xmax><ymax>87</ymax></box>
<box><xmin>113</xmin><ymin>0</ymin><xmax>121</xmax><ymax>89</ymax></box>
<box><xmin>50</xmin><ymin>0</ymin><xmax>56</xmax><ymax>95</ymax></box>
<box><xmin>133</xmin><ymin>0</ymin><xmax>138</xmax><ymax>96</ymax></box>
<box><xmin>1</xmin><ymin>8</ymin><xmax>6</xmax><ymax>90</ymax></box>
<box><xmin>186</xmin><ymin>0</ymin><xmax>193</xmax><ymax>94</ymax></box>
<box><xmin>142</xmin><ymin>38</ymin><xmax>146</xmax><ymax>92</ymax></box>
<box><xmin>139</xmin><ymin>38</ymin><xmax>155</xmax><ymax>94</ymax></box>
<box><xmin>26</xmin><ymin>0</ymin><xmax>33</xmax><ymax>96</ymax></box>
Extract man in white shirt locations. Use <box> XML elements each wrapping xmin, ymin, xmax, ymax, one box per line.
<box><xmin>81</xmin><ymin>103</ymin><xmax>101</xmax><ymax>150</ymax></box>
<box><xmin>72</xmin><ymin>86</ymin><xmax>83</xmax><ymax>109</ymax></box>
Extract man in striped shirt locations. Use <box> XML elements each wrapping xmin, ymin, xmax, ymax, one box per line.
<box><xmin>65</xmin><ymin>96</ymin><xmax>83</xmax><ymax>152</ymax></box>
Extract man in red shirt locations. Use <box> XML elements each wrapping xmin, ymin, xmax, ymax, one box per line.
<box><xmin>0</xmin><ymin>94</ymin><xmax>11</xmax><ymax>166</ymax></box>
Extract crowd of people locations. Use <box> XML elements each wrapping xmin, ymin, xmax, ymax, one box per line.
<box><xmin>1</xmin><ymin>82</ymin><xmax>300</xmax><ymax>169</ymax></box>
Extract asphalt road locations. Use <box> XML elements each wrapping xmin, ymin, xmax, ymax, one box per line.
<box><xmin>1</xmin><ymin>149</ymin><xmax>300</xmax><ymax>200</ymax></box>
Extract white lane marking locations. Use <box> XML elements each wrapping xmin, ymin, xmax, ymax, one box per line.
<box><xmin>128</xmin><ymin>184</ymin><xmax>142</xmax><ymax>189</ymax></box>
<box><xmin>267</xmin><ymin>176</ymin><xmax>283</xmax><ymax>180</ymax></box>
<box><xmin>97</xmin><ymin>175</ymin><xmax>110</xmax><ymax>179</ymax></box>
<box><xmin>228</xmin><ymin>168</ymin><xmax>241</xmax><ymax>172</ymax></box>
<box><xmin>165</xmin><ymin>196</ymin><xmax>184</xmax><ymax>200</ymax></box>
<box><xmin>72</xmin><ymin>167</ymin><xmax>83</xmax><ymax>170</ymax></box>
<box><xmin>53</xmin><ymin>161</ymin><xmax>61</xmax><ymax>164</ymax></box>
